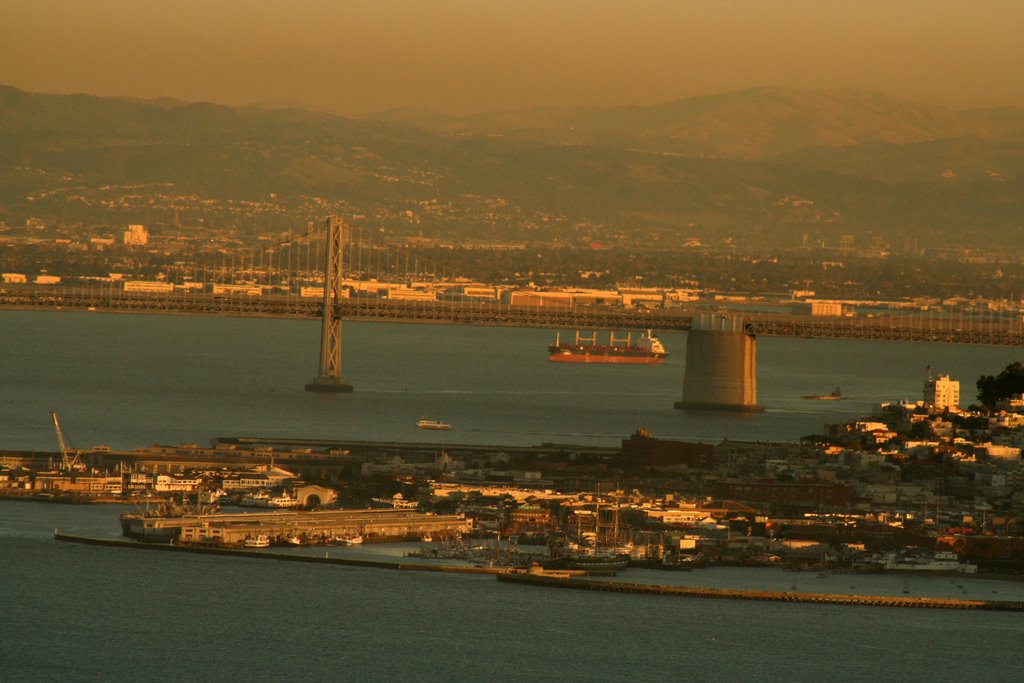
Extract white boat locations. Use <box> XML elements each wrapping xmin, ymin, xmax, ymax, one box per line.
<box><xmin>416</xmin><ymin>419</ymin><xmax>452</xmax><ymax>430</ymax></box>
<box><xmin>886</xmin><ymin>550</ymin><xmax>978</xmax><ymax>573</ymax></box>
<box><xmin>239</xmin><ymin>492</ymin><xmax>270</xmax><ymax>507</ymax></box>
<box><xmin>243</xmin><ymin>534</ymin><xmax>270</xmax><ymax>548</ymax></box>
<box><xmin>265</xmin><ymin>494</ymin><xmax>301</xmax><ymax>509</ymax></box>
<box><xmin>334</xmin><ymin>534</ymin><xmax>364</xmax><ymax>545</ymax></box>
<box><xmin>371</xmin><ymin>493</ymin><xmax>419</xmax><ymax>509</ymax></box>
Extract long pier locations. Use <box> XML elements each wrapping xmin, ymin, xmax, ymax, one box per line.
<box><xmin>497</xmin><ymin>572</ymin><xmax>1024</xmax><ymax>611</ymax></box>
<box><xmin>3</xmin><ymin>289</ymin><xmax>1023</xmax><ymax>345</ymax></box>
<box><xmin>53</xmin><ymin>532</ymin><xmax>505</xmax><ymax>575</ymax></box>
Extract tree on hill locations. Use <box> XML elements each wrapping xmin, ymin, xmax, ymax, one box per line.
<box><xmin>976</xmin><ymin>362</ymin><xmax>1024</xmax><ymax>410</ymax></box>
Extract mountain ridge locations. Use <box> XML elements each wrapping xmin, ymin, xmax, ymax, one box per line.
<box><xmin>0</xmin><ymin>84</ymin><xmax>1021</xmax><ymax>248</ymax></box>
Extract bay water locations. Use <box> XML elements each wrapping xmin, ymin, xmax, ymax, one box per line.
<box><xmin>1</xmin><ymin>310</ymin><xmax>1023</xmax><ymax>681</ymax></box>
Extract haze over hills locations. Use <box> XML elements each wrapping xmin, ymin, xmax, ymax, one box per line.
<box><xmin>1</xmin><ymin>84</ymin><xmax>1021</xmax><ymax>248</ymax></box>
<box><xmin>371</xmin><ymin>87</ymin><xmax>1024</xmax><ymax>159</ymax></box>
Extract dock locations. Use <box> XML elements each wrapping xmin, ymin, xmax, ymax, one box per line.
<box><xmin>53</xmin><ymin>532</ymin><xmax>508</xmax><ymax>575</ymax></box>
<box><xmin>121</xmin><ymin>507</ymin><xmax>473</xmax><ymax>545</ymax></box>
<box><xmin>496</xmin><ymin>572</ymin><xmax>1024</xmax><ymax>612</ymax></box>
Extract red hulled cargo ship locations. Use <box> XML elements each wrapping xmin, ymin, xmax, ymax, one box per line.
<box><xmin>547</xmin><ymin>330</ymin><xmax>668</xmax><ymax>364</ymax></box>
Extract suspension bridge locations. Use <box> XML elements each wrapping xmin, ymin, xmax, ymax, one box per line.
<box><xmin>2</xmin><ymin>216</ymin><xmax>1021</xmax><ymax>407</ymax></box>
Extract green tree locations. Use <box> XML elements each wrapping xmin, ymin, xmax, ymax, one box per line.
<box><xmin>976</xmin><ymin>362</ymin><xmax>1024</xmax><ymax>410</ymax></box>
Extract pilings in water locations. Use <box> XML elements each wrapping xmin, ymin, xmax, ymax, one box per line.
<box><xmin>675</xmin><ymin>313</ymin><xmax>763</xmax><ymax>413</ymax></box>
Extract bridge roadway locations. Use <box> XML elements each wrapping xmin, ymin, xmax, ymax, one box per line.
<box><xmin>2</xmin><ymin>288</ymin><xmax>1022</xmax><ymax>346</ymax></box>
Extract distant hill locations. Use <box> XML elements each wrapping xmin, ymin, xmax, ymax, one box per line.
<box><xmin>371</xmin><ymin>87</ymin><xmax>1024</xmax><ymax>159</ymax></box>
<box><xmin>0</xmin><ymin>84</ymin><xmax>1021</xmax><ymax>248</ymax></box>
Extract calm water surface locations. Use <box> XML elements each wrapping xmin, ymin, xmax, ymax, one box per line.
<box><xmin>1</xmin><ymin>310</ymin><xmax>1019</xmax><ymax>450</ymax></box>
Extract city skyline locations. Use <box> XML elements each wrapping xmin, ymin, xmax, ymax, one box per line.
<box><xmin>3</xmin><ymin>0</ymin><xmax>1023</xmax><ymax>115</ymax></box>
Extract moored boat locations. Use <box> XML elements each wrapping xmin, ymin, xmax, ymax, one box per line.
<box><xmin>333</xmin><ymin>533</ymin><xmax>364</xmax><ymax>545</ymax></box>
<box><xmin>264</xmin><ymin>494</ymin><xmax>301</xmax><ymax>509</ymax></box>
<box><xmin>370</xmin><ymin>493</ymin><xmax>419</xmax><ymax>509</ymax></box>
<box><xmin>243</xmin><ymin>534</ymin><xmax>270</xmax><ymax>548</ymax></box>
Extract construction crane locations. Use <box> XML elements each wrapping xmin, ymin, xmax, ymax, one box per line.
<box><xmin>50</xmin><ymin>410</ymin><xmax>84</xmax><ymax>471</ymax></box>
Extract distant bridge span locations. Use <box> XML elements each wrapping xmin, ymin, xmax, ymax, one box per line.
<box><xmin>2</xmin><ymin>288</ymin><xmax>1022</xmax><ymax>346</ymax></box>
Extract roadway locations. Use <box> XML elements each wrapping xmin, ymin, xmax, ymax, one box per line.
<box><xmin>2</xmin><ymin>288</ymin><xmax>1022</xmax><ymax>346</ymax></box>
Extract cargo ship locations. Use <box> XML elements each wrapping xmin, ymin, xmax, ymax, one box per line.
<box><xmin>802</xmin><ymin>387</ymin><xmax>843</xmax><ymax>400</ymax></box>
<box><xmin>547</xmin><ymin>330</ymin><xmax>668</xmax><ymax>364</ymax></box>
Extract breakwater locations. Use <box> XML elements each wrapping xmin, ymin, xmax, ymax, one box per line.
<box><xmin>53</xmin><ymin>532</ymin><xmax>507</xmax><ymax>575</ymax></box>
<box><xmin>497</xmin><ymin>572</ymin><xmax>1024</xmax><ymax>612</ymax></box>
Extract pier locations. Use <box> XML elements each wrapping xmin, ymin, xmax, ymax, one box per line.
<box><xmin>496</xmin><ymin>572</ymin><xmax>1024</xmax><ymax>612</ymax></box>
<box><xmin>120</xmin><ymin>508</ymin><xmax>473</xmax><ymax>545</ymax></box>
<box><xmin>53</xmin><ymin>532</ymin><xmax>507</xmax><ymax>575</ymax></box>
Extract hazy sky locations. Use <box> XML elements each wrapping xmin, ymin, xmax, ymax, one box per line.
<box><xmin>3</xmin><ymin>0</ymin><xmax>1022</xmax><ymax>114</ymax></box>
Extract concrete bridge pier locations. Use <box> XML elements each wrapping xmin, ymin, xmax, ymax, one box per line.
<box><xmin>675</xmin><ymin>314</ymin><xmax>764</xmax><ymax>413</ymax></box>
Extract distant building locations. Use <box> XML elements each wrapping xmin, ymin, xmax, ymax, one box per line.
<box><xmin>123</xmin><ymin>280</ymin><xmax>175</xmax><ymax>293</ymax></box>
<box><xmin>123</xmin><ymin>224</ymin><xmax>149</xmax><ymax>246</ymax></box>
<box><xmin>810</xmin><ymin>301</ymin><xmax>844</xmax><ymax>317</ymax></box>
<box><xmin>620</xmin><ymin>428</ymin><xmax>714</xmax><ymax>469</ymax></box>
<box><xmin>2</xmin><ymin>273</ymin><xmax>27</xmax><ymax>284</ymax></box>
<box><xmin>995</xmin><ymin>393</ymin><xmax>1024</xmax><ymax>414</ymax></box>
<box><xmin>924</xmin><ymin>375</ymin><xmax>960</xmax><ymax>412</ymax></box>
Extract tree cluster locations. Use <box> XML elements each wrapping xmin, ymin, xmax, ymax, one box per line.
<box><xmin>976</xmin><ymin>362</ymin><xmax>1024</xmax><ymax>410</ymax></box>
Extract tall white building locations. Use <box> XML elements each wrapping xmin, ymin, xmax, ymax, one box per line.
<box><xmin>123</xmin><ymin>224</ymin><xmax>149</xmax><ymax>246</ymax></box>
<box><xmin>924</xmin><ymin>374</ymin><xmax>960</xmax><ymax>412</ymax></box>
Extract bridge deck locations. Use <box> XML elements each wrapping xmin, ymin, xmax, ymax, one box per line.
<box><xmin>2</xmin><ymin>290</ymin><xmax>1022</xmax><ymax>346</ymax></box>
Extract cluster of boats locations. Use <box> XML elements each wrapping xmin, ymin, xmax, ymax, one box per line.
<box><xmin>854</xmin><ymin>550</ymin><xmax>978</xmax><ymax>574</ymax></box>
<box><xmin>208</xmin><ymin>491</ymin><xmax>302</xmax><ymax>509</ymax></box>
<box><xmin>242</xmin><ymin>532</ymin><xmax>363</xmax><ymax>549</ymax></box>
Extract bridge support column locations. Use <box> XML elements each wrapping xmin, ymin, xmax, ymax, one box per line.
<box><xmin>675</xmin><ymin>314</ymin><xmax>763</xmax><ymax>413</ymax></box>
<box><xmin>306</xmin><ymin>216</ymin><xmax>353</xmax><ymax>393</ymax></box>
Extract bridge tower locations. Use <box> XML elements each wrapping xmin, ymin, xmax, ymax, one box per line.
<box><xmin>305</xmin><ymin>216</ymin><xmax>353</xmax><ymax>393</ymax></box>
<box><xmin>675</xmin><ymin>314</ymin><xmax>763</xmax><ymax>413</ymax></box>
